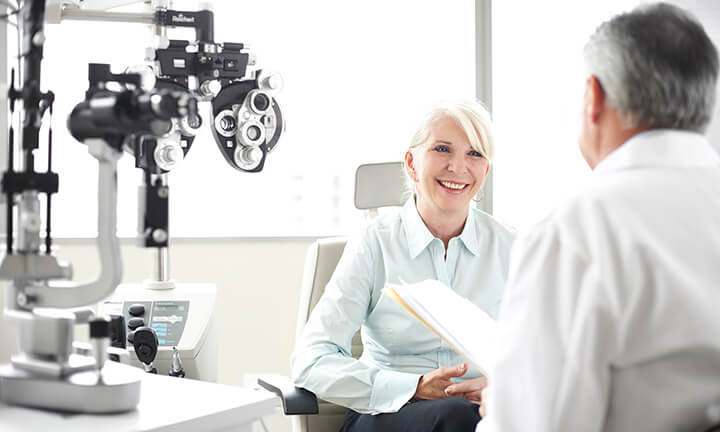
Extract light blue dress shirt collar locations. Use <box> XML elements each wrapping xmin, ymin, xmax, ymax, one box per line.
<box><xmin>401</xmin><ymin>197</ymin><xmax>481</xmax><ymax>259</ymax></box>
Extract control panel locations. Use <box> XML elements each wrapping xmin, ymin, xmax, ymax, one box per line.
<box><xmin>98</xmin><ymin>283</ymin><xmax>217</xmax><ymax>381</ymax></box>
<box><xmin>121</xmin><ymin>300</ymin><xmax>190</xmax><ymax>346</ymax></box>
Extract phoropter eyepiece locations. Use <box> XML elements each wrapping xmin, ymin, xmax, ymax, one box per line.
<box><xmin>250</xmin><ymin>91</ymin><xmax>270</xmax><ymax>113</ymax></box>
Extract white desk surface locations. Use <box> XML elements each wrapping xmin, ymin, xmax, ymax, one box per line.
<box><xmin>0</xmin><ymin>368</ymin><xmax>276</xmax><ymax>432</ymax></box>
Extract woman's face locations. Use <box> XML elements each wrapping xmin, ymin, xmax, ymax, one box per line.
<box><xmin>405</xmin><ymin>116</ymin><xmax>490</xmax><ymax>219</ymax></box>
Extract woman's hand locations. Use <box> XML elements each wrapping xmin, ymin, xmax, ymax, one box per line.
<box><xmin>444</xmin><ymin>376</ymin><xmax>488</xmax><ymax>404</ymax></box>
<box><xmin>413</xmin><ymin>363</ymin><xmax>468</xmax><ymax>400</ymax></box>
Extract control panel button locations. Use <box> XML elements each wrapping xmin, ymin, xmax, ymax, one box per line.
<box><xmin>128</xmin><ymin>304</ymin><xmax>145</xmax><ymax>317</ymax></box>
<box><xmin>127</xmin><ymin>317</ymin><xmax>145</xmax><ymax>330</ymax></box>
<box><xmin>127</xmin><ymin>331</ymin><xmax>135</xmax><ymax>344</ymax></box>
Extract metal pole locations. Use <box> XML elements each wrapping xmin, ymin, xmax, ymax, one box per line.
<box><xmin>60</xmin><ymin>9</ymin><xmax>154</xmax><ymax>24</ymax></box>
<box><xmin>154</xmin><ymin>173</ymin><xmax>169</xmax><ymax>282</ymax></box>
<box><xmin>0</xmin><ymin>1</ymin><xmax>9</xmax><ymax>235</ymax></box>
<box><xmin>475</xmin><ymin>0</ymin><xmax>494</xmax><ymax>215</ymax></box>
<box><xmin>155</xmin><ymin>247</ymin><xmax>169</xmax><ymax>281</ymax></box>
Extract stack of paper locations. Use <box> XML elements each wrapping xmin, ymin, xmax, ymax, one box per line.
<box><xmin>384</xmin><ymin>280</ymin><xmax>498</xmax><ymax>377</ymax></box>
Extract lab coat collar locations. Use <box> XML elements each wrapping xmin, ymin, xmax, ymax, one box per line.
<box><xmin>401</xmin><ymin>197</ymin><xmax>479</xmax><ymax>259</ymax></box>
<box><xmin>594</xmin><ymin>129</ymin><xmax>720</xmax><ymax>174</ymax></box>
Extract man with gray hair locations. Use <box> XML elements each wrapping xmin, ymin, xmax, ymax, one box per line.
<box><xmin>463</xmin><ymin>3</ymin><xmax>720</xmax><ymax>431</ymax></box>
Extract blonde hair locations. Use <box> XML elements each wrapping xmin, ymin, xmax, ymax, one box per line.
<box><xmin>403</xmin><ymin>101</ymin><xmax>494</xmax><ymax>200</ymax></box>
<box><xmin>408</xmin><ymin>101</ymin><xmax>495</xmax><ymax>160</ymax></box>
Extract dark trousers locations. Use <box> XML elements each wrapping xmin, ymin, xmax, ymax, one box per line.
<box><xmin>340</xmin><ymin>397</ymin><xmax>481</xmax><ymax>432</ymax></box>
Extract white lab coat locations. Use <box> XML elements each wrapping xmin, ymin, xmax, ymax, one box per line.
<box><xmin>478</xmin><ymin>130</ymin><xmax>720</xmax><ymax>432</ymax></box>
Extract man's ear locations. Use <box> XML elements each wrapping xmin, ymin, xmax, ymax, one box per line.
<box><xmin>585</xmin><ymin>75</ymin><xmax>606</xmax><ymax>124</ymax></box>
<box><xmin>404</xmin><ymin>151</ymin><xmax>417</xmax><ymax>181</ymax></box>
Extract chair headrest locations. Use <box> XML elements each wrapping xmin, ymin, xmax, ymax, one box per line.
<box><xmin>354</xmin><ymin>162</ymin><xmax>407</xmax><ymax>209</ymax></box>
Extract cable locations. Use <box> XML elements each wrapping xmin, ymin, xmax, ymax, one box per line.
<box><xmin>0</xmin><ymin>0</ymin><xmax>18</xmax><ymax>20</ymax></box>
<box><xmin>15</xmin><ymin>1</ymin><xmax>21</xmax><ymax>71</ymax></box>
<box><xmin>0</xmin><ymin>0</ymin><xmax>19</xmax><ymax>29</ymax></box>
<box><xmin>259</xmin><ymin>418</ymin><xmax>270</xmax><ymax>432</ymax></box>
<box><xmin>0</xmin><ymin>8</ymin><xmax>19</xmax><ymax>20</ymax></box>
<box><xmin>0</xmin><ymin>0</ymin><xmax>18</xmax><ymax>13</ymax></box>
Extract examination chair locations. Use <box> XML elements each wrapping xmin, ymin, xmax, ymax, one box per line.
<box><xmin>259</xmin><ymin>162</ymin><xmax>406</xmax><ymax>432</ymax></box>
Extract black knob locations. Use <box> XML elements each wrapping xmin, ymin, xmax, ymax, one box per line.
<box><xmin>128</xmin><ymin>304</ymin><xmax>145</xmax><ymax>317</ymax></box>
<box><xmin>252</xmin><ymin>93</ymin><xmax>270</xmax><ymax>112</ymax></box>
<box><xmin>132</xmin><ymin>326</ymin><xmax>159</xmax><ymax>366</ymax></box>
<box><xmin>109</xmin><ymin>314</ymin><xmax>127</xmax><ymax>349</ymax></box>
<box><xmin>127</xmin><ymin>331</ymin><xmax>134</xmax><ymax>345</ymax></box>
<box><xmin>127</xmin><ymin>317</ymin><xmax>145</xmax><ymax>330</ymax></box>
<box><xmin>89</xmin><ymin>317</ymin><xmax>110</xmax><ymax>339</ymax></box>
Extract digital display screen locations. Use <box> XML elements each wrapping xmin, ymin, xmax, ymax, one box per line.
<box><xmin>154</xmin><ymin>304</ymin><xmax>185</xmax><ymax>312</ymax></box>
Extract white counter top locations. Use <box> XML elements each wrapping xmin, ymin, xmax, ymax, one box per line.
<box><xmin>0</xmin><ymin>369</ymin><xmax>276</xmax><ymax>432</ymax></box>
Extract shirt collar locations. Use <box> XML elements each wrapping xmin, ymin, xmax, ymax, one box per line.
<box><xmin>401</xmin><ymin>198</ymin><xmax>480</xmax><ymax>259</ymax></box>
<box><xmin>457</xmin><ymin>209</ymin><xmax>481</xmax><ymax>257</ymax></box>
<box><xmin>594</xmin><ymin>129</ymin><xmax>720</xmax><ymax>174</ymax></box>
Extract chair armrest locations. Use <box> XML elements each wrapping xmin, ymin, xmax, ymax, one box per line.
<box><xmin>700</xmin><ymin>400</ymin><xmax>720</xmax><ymax>432</ymax></box>
<box><xmin>257</xmin><ymin>375</ymin><xmax>319</xmax><ymax>415</ymax></box>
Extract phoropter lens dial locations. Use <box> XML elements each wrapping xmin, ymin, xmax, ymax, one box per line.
<box><xmin>248</xmin><ymin>90</ymin><xmax>271</xmax><ymax>114</ymax></box>
<box><xmin>214</xmin><ymin>109</ymin><xmax>238</xmax><ymax>137</ymax></box>
<box><xmin>238</xmin><ymin>119</ymin><xmax>266</xmax><ymax>147</ymax></box>
<box><xmin>220</xmin><ymin>116</ymin><xmax>236</xmax><ymax>132</ymax></box>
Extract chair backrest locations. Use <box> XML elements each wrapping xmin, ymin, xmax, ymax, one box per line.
<box><xmin>354</xmin><ymin>161</ymin><xmax>407</xmax><ymax>210</ymax></box>
<box><xmin>295</xmin><ymin>237</ymin><xmax>362</xmax><ymax>357</ymax></box>
<box><xmin>293</xmin><ymin>237</ymin><xmax>354</xmax><ymax>432</ymax></box>
<box><xmin>293</xmin><ymin>162</ymin><xmax>405</xmax><ymax>432</ymax></box>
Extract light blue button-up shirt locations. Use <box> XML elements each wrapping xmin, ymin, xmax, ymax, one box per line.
<box><xmin>291</xmin><ymin>199</ymin><xmax>515</xmax><ymax>414</ymax></box>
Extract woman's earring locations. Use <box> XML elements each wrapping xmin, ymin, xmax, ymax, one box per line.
<box><xmin>472</xmin><ymin>189</ymin><xmax>485</xmax><ymax>203</ymax></box>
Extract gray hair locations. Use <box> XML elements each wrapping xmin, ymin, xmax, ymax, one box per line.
<box><xmin>584</xmin><ymin>2</ymin><xmax>719</xmax><ymax>132</ymax></box>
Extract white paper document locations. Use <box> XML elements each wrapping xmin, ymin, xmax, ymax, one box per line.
<box><xmin>384</xmin><ymin>280</ymin><xmax>498</xmax><ymax>377</ymax></box>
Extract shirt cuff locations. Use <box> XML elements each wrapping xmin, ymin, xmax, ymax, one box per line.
<box><xmin>369</xmin><ymin>369</ymin><xmax>421</xmax><ymax>413</ymax></box>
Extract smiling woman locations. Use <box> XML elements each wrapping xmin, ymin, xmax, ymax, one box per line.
<box><xmin>404</xmin><ymin>102</ymin><xmax>493</xmax><ymax>248</ymax></box>
<box><xmin>291</xmin><ymin>101</ymin><xmax>516</xmax><ymax>432</ymax></box>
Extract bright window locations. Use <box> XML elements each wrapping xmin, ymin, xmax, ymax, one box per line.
<box><xmin>492</xmin><ymin>0</ymin><xmax>720</xmax><ymax>231</ymax></box>
<box><xmin>38</xmin><ymin>0</ymin><xmax>476</xmax><ymax>237</ymax></box>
